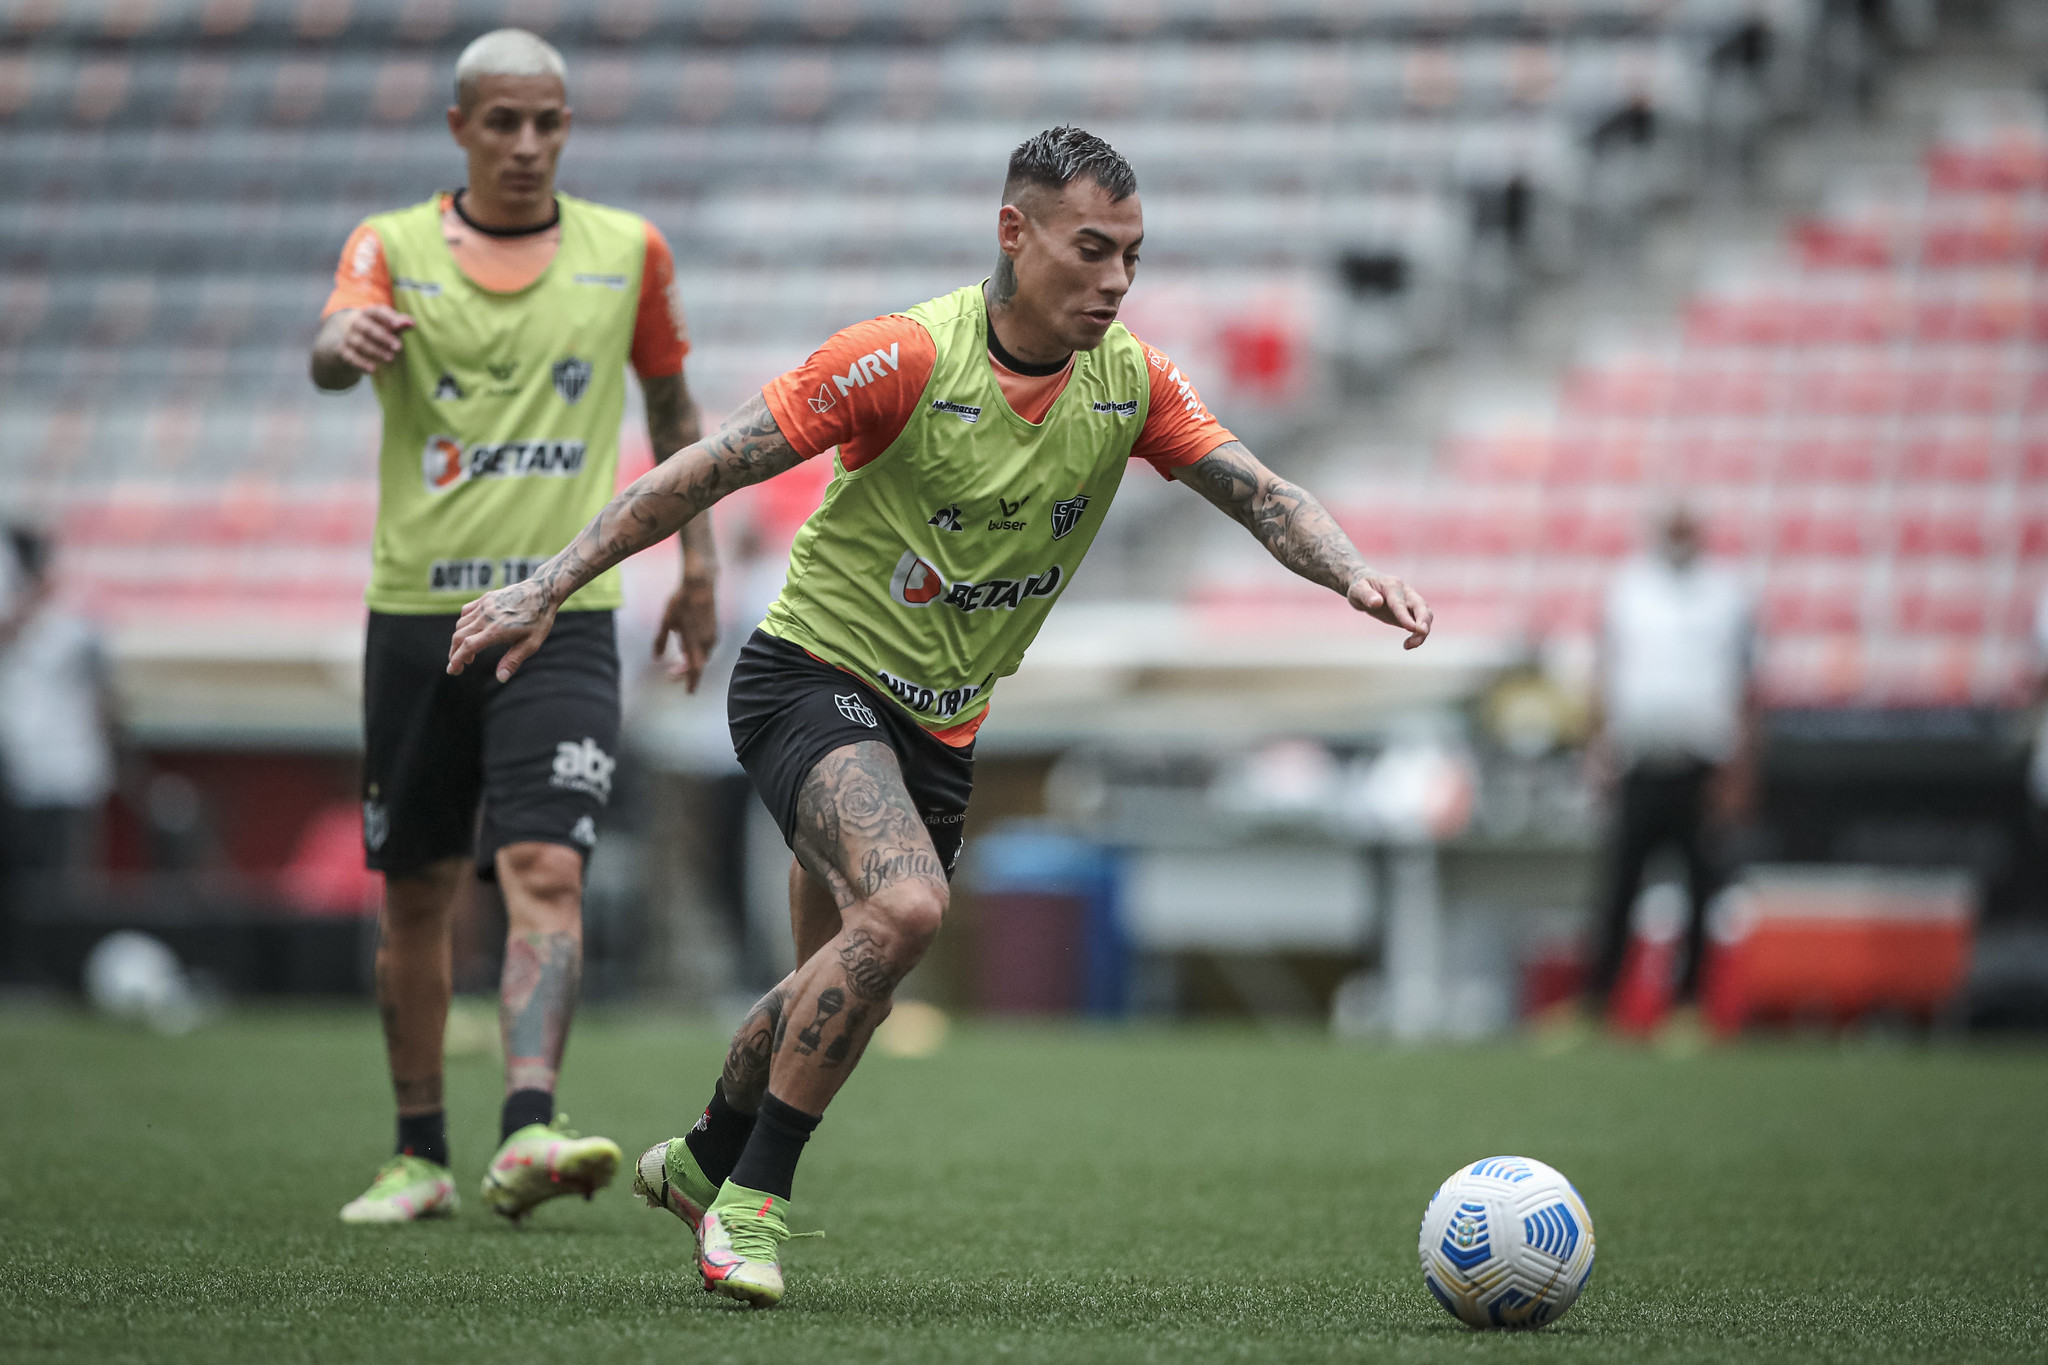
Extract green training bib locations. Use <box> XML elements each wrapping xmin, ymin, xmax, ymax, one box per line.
<box><xmin>761</xmin><ymin>284</ymin><xmax>1152</xmax><ymax>731</ymax></box>
<box><xmin>360</xmin><ymin>193</ymin><xmax>644</xmax><ymax>613</ymax></box>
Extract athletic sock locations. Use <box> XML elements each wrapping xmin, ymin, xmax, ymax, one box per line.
<box><xmin>397</xmin><ymin>1110</ymin><xmax>449</xmax><ymax>1169</ymax></box>
<box><xmin>682</xmin><ymin>1082</ymin><xmax>756</xmax><ymax>1188</ymax></box>
<box><xmin>500</xmin><ymin>1088</ymin><xmax>555</xmax><ymax>1141</ymax></box>
<box><xmin>727</xmin><ymin>1093</ymin><xmax>821</xmax><ymax>1201</ymax></box>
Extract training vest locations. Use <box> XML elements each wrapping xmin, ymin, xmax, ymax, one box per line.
<box><xmin>760</xmin><ymin>284</ymin><xmax>1152</xmax><ymax>731</ymax></box>
<box><xmin>361</xmin><ymin>193</ymin><xmax>644</xmax><ymax>614</ymax></box>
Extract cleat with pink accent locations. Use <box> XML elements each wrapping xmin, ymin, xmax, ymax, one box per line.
<box><xmin>480</xmin><ymin>1116</ymin><xmax>621</xmax><ymax>1222</ymax></box>
<box><xmin>696</xmin><ymin>1181</ymin><xmax>820</xmax><ymax>1309</ymax></box>
<box><xmin>340</xmin><ymin>1154</ymin><xmax>458</xmax><ymax>1224</ymax></box>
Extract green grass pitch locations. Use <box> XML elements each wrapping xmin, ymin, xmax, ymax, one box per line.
<box><xmin>2</xmin><ymin>1007</ymin><xmax>2044</xmax><ymax>1364</ymax></box>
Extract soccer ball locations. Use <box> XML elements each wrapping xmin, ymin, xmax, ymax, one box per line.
<box><xmin>1417</xmin><ymin>1155</ymin><xmax>1595</xmax><ymax>1329</ymax></box>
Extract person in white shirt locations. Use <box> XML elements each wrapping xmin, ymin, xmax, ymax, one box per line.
<box><xmin>0</xmin><ymin>527</ymin><xmax>118</xmax><ymax>890</ymax></box>
<box><xmin>1581</xmin><ymin>506</ymin><xmax>1755</xmax><ymax>1026</ymax></box>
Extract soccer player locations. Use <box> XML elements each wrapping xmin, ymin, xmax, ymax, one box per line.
<box><xmin>448</xmin><ymin>127</ymin><xmax>1430</xmax><ymax>1298</ymax></box>
<box><xmin>311</xmin><ymin>29</ymin><xmax>717</xmax><ymax>1224</ymax></box>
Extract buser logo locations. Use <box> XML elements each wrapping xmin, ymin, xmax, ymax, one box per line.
<box><xmin>988</xmin><ymin>492</ymin><xmax>1030</xmax><ymax>532</ymax></box>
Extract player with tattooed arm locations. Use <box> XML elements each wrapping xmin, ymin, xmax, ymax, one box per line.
<box><xmin>313</xmin><ymin>30</ymin><xmax>717</xmax><ymax>1224</ymax></box>
<box><xmin>447</xmin><ymin>127</ymin><xmax>1431</xmax><ymax>1301</ymax></box>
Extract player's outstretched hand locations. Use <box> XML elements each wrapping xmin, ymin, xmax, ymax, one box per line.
<box><xmin>653</xmin><ymin>576</ymin><xmax>718</xmax><ymax>693</ymax></box>
<box><xmin>1348</xmin><ymin>572</ymin><xmax>1433</xmax><ymax>650</ymax></box>
<box><xmin>338</xmin><ymin>305</ymin><xmax>415</xmax><ymax>374</ymax></box>
<box><xmin>448</xmin><ymin>579</ymin><xmax>557</xmax><ymax>682</ymax></box>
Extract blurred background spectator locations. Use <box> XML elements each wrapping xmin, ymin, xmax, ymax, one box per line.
<box><xmin>0</xmin><ymin>525</ymin><xmax>118</xmax><ymax>954</ymax></box>
<box><xmin>1575</xmin><ymin>506</ymin><xmax>1754</xmax><ymax>1040</ymax></box>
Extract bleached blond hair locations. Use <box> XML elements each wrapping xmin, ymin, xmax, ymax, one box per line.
<box><xmin>454</xmin><ymin>29</ymin><xmax>567</xmax><ymax>111</ymax></box>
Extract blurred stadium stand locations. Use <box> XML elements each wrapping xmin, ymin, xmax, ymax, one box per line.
<box><xmin>1192</xmin><ymin>85</ymin><xmax>2048</xmax><ymax>711</ymax></box>
<box><xmin>1</xmin><ymin>0</ymin><xmax>1819</xmax><ymax>667</ymax></box>
<box><xmin>22</xmin><ymin>0</ymin><xmax>2043</xmax><ymax>1026</ymax></box>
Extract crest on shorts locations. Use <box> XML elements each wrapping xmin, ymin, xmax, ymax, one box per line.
<box><xmin>835</xmin><ymin>693</ymin><xmax>879</xmax><ymax>728</ymax></box>
<box><xmin>552</xmin><ymin>356</ymin><xmax>592</xmax><ymax>405</ymax></box>
<box><xmin>1050</xmin><ymin>494</ymin><xmax>1090</xmax><ymax>540</ymax></box>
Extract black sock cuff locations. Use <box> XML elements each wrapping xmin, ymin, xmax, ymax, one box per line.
<box><xmin>501</xmin><ymin>1088</ymin><xmax>555</xmax><ymax>1140</ymax></box>
<box><xmin>397</xmin><ymin>1110</ymin><xmax>449</xmax><ymax>1169</ymax></box>
<box><xmin>728</xmin><ymin>1093</ymin><xmax>821</xmax><ymax>1201</ymax></box>
<box><xmin>756</xmin><ymin>1092</ymin><xmax>822</xmax><ymax>1139</ymax></box>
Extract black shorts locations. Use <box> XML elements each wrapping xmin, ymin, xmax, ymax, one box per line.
<box><xmin>361</xmin><ymin>610</ymin><xmax>620</xmax><ymax>878</ymax></box>
<box><xmin>728</xmin><ymin>630</ymin><xmax>974</xmax><ymax>878</ymax></box>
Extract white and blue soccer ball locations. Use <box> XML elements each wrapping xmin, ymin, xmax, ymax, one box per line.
<box><xmin>1418</xmin><ymin>1155</ymin><xmax>1595</xmax><ymax>1330</ymax></box>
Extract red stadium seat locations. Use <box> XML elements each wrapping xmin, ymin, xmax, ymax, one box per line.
<box><xmin>1895</xmin><ymin>505</ymin><xmax>1992</xmax><ymax>558</ymax></box>
<box><xmin>1539</xmin><ymin>500</ymin><xmax>1637</xmax><ymax>559</ymax></box>
<box><xmin>1771</xmin><ymin>499</ymin><xmax>1871</xmax><ymax>557</ymax></box>
<box><xmin>1792</xmin><ymin>217</ymin><xmax>1893</xmax><ymax>269</ymax></box>
<box><xmin>1779</xmin><ymin>429</ymin><xmax>1883</xmax><ymax>484</ymax></box>
<box><xmin>1899</xmin><ymin>429</ymin><xmax>2002</xmax><ymax>481</ymax></box>
<box><xmin>1763</xmin><ymin>558</ymin><xmax>1866</xmax><ymax>633</ymax></box>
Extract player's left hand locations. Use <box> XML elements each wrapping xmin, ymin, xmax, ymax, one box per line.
<box><xmin>653</xmin><ymin>575</ymin><xmax>718</xmax><ymax>693</ymax></box>
<box><xmin>448</xmin><ymin>579</ymin><xmax>558</xmax><ymax>682</ymax></box>
<box><xmin>1348</xmin><ymin>572</ymin><xmax>1433</xmax><ymax>650</ymax></box>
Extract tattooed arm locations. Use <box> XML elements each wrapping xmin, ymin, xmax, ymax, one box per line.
<box><xmin>642</xmin><ymin>370</ymin><xmax>720</xmax><ymax>693</ymax></box>
<box><xmin>448</xmin><ymin>392</ymin><xmax>806</xmax><ymax>681</ymax></box>
<box><xmin>1173</xmin><ymin>441</ymin><xmax>1433</xmax><ymax>649</ymax></box>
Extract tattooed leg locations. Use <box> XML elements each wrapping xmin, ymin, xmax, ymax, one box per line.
<box><xmin>375</xmin><ymin>857</ymin><xmax>465</xmax><ymax>1116</ymax></box>
<box><xmin>758</xmin><ymin>742</ymin><xmax>949</xmax><ymax>1115</ymax></box>
<box><xmin>717</xmin><ymin>984</ymin><xmax>787</xmax><ymax>1114</ymax></box>
<box><xmin>496</xmin><ymin>841</ymin><xmax>585</xmax><ymax>1096</ymax></box>
<box><xmin>789</xmin><ymin>858</ymin><xmax>845</xmax><ymax>966</ymax></box>
<box><xmin>692</xmin><ymin>860</ymin><xmax>848</xmax><ymax>1116</ymax></box>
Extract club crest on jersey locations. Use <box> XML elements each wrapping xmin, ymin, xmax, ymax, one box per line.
<box><xmin>889</xmin><ymin>550</ymin><xmax>948</xmax><ymax>607</ymax></box>
<box><xmin>552</xmin><ymin>356</ymin><xmax>593</xmax><ymax>405</ymax></box>
<box><xmin>835</xmin><ymin>693</ymin><xmax>879</xmax><ymax>728</ymax></box>
<box><xmin>1050</xmin><ymin>494</ymin><xmax>1090</xmax><ymax>540</ymax></box>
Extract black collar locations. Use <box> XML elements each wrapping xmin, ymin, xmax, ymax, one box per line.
<box><xmin>451</xmin><ymin>189</ymin><xmax>560</xmax><ymax>238</ymax></box>
<box><xmin>986</xmin><ymin>322</ymin><xmax>1071</xmax><ymax>378</ymax></box>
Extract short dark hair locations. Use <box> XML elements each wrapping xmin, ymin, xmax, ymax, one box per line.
<box><xmin>1003</xmin><ymin>126</ymin><xmax>1137</xmax><ymax>208</ymax></box>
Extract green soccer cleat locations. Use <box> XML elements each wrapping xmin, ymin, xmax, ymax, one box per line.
<box><xmin>633</xmin><ymin>1137</ymin><xmax>719</xmax><ymax>1231</ymax></box>
<box><xmin>479</xmin><ymin>1116</ymin><xmax>622</xmax><ymax>1222</ymax></box>
<box><xmin>696</xmin><ymin>1181</ymin><xmax>819</xmax><ymax>1308</ymax></box>
<box><xmin>339</xmin><ymin>1154</ymin><xmax>458</xmax><ymax>1224</ymax></box>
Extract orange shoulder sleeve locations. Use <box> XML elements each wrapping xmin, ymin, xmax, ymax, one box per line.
<box><xmin>760</xmin><ymin>315</ymin><xmax>938</xmax><ymax>469</ymax></box>
<box><xmin>323</xmin><ymin>222</ymin><xmax>392</xmax><ymax>317</ymax></box>
<box><xmin>630</xmin><ymin>221</ymin><xmax>690</xmax><ymax>378</ymax></box>
<box><xmin>1129</xmin><ymin>335</ymin><xmax>1237</xmax><ymax>479</ymax></box>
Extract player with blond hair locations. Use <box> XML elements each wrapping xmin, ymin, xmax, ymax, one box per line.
<box><xmin>313</xmin><ymin>29</ymin><xmax>716</xmax><ymax>1225</ymax></box>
